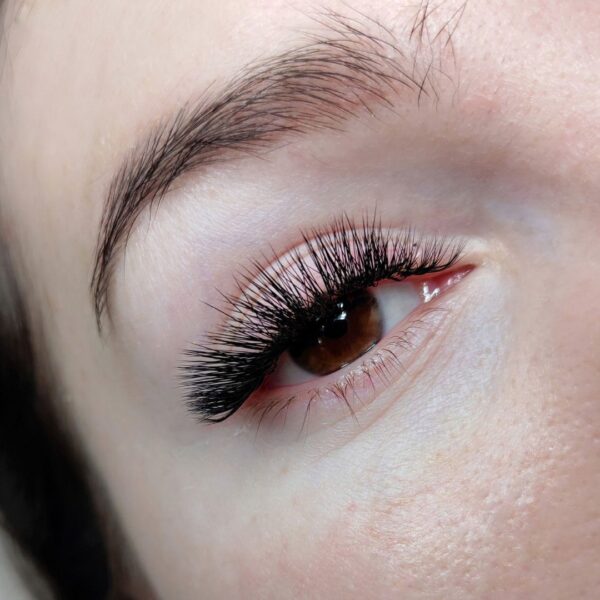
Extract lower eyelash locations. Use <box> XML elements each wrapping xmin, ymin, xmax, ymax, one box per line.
<box><xmin>248</xmin><ymin>306</ymin><xmax>446</xmax><ymax>436</ymax></box>
<box><xmin>182</xmin><ymin>214</ymin><xmax>463</xmax><ymax>423</ymax></box>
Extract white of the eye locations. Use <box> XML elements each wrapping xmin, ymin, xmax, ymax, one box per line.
<box><xmin>373</xmin><ymin>281</ymin><xmax>421</xmax><ymax>334</ymax></box>
<box><xmin>271</xmin><ymin>281</ymin><xmax>422</xmax><ymax>387</ymax></box>
<box><xmin>271</xmin><ymin>352</ymin><xmax>309</xmax><ymax>386</ymax></box>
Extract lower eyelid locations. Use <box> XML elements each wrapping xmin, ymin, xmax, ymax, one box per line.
<box><xmin>243</xmin><ymin>281</ymin><xmax>465</xmax><ymax>437</ymax></box>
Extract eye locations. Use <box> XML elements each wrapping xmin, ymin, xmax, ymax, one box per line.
<box><xmin>182</xmin><ymin>216</ymin><xmax>469</xmax><ymax>424</ymax></box>
<box><xmin>276</xmin><ymin>282</ymin><xmax>421</xmax><ymax>384</ymax></box>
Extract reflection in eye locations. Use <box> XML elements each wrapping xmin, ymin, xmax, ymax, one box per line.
<box><xmin>182</xmin><ymin>215</ymin><xmax>466</xmax><ymax>423</ymax></box>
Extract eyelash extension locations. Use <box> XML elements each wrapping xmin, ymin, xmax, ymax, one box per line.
<box><xmin>182</xmin><ymin>215</ymin><xmax>463</xmax><ymax>423</ymax></box>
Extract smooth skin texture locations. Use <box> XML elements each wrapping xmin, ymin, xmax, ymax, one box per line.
<box><xmin>2</xmin><ymin>1</ymin><xmax>600</xmax><ymax>598</ymax></box>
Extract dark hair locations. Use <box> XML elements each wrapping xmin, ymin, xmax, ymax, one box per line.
<box><xmin>0</xmin><ymin>239</ymin><xmax>112</xmax><ymax>597</ymax></box>
<box><xmin>0</xmin><ymin>2</ymin><xmax>111</xmax><ymax>595</ymax></box>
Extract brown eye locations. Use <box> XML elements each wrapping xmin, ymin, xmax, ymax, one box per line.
<box><xmin>289</xmin><ymin>290</ymin><xmax>383</xmax><ymax>376</ymax></box>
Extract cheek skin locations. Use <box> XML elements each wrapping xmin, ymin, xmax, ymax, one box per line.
<box><xmin>220</xmin><ymin>389</ymin><xmax>598</xmax><ymax>600</ymax></box>
<box><xmin>218</xmin><ymin>427</ymin><xmax>558</xmax><ymax>599</ymax></box>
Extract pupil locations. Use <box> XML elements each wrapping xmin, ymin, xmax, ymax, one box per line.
<box><xmin>289</xmin><ymin>290</ymin><xmax>383</xmax><ymax>376</ymax></box>
<box><xmin>320</xmin><ymin>305</ymin><xmax>348</xmax><ymax>339</ymax></box>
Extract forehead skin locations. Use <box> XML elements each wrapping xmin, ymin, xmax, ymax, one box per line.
<box><xmin>2</xmin><ymin>1</ymin><xmax>600</xmax><ymax>598</ymax></box>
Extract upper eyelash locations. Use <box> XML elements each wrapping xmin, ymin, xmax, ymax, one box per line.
<box><xmin>181</xmin><ymin>215</ymin><xmax>464</xmax><ymax>423</ymax></box>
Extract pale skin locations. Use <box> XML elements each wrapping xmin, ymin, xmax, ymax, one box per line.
<box><xmin>2</xmin><ymin>1</ymin><xmax>600</xmax><ymax>598</ymax></box>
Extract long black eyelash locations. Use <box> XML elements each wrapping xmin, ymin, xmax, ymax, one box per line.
<box><xmin>182</xmin><ymin>215</ymin><xmax>463</xmax><ymax>422</ymax></box>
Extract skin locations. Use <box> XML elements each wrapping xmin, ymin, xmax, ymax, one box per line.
<box><xmin>2</xmin><ymin>0</ymin><xmax>600</xmax><ymax>598</ymax></box>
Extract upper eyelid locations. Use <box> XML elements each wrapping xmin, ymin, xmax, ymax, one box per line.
<box><xmin>90</xmin><ymin>5</ymin><xmax>467</xmax><ymax>330</ymax></box>
<box><xmin>218</xmin><ymin>222</ymin><xmax>464</xmax><ymax>329</ymax></box>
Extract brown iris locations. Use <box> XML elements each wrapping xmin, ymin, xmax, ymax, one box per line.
<box><xmin>289</xmin><ymin>290</ymin><xmax>383</xmax><ymax>376</ymax></box>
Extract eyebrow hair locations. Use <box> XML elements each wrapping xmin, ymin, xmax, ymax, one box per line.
<box><xmin>91</xmin><ymin>6</ymin><xmax>466</xmax><ymax>328</ymax></box>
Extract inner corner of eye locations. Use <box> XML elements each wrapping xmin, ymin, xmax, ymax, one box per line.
<box><xmin>414</xmin><ymin>266</ymin><xmax>473</xmax><ymax>304</ymax></box>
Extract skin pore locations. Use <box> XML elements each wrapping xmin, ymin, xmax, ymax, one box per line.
<box><xmin>2</xmin><ymin>0</ymin><xmax>600</xmax><ymax>598</ymax></box>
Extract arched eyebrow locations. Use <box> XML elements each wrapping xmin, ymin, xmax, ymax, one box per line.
<box><xmin>91</xmin><ymin>6</ymin><xmax>467</xmax><ymax>330</ymax></box>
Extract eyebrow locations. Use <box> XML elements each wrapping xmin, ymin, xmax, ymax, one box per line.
<box><xmin>91</xmin><ymin>6</ymin><xmax>466</xmax><ymax>328</ymax></box>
